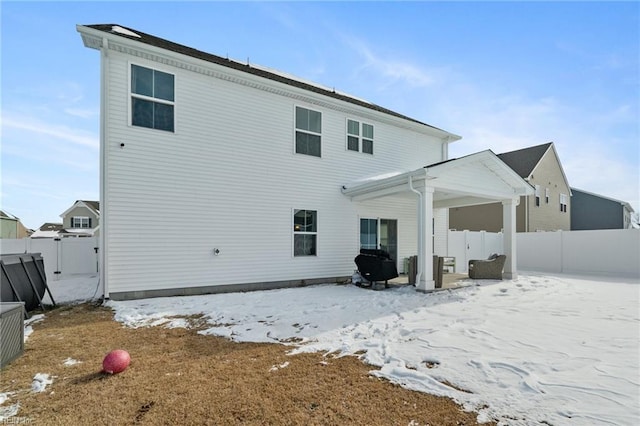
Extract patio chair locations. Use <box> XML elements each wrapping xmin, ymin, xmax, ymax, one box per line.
<box><xmin>468</xmin><ymin>254</ymin><xmax>507</xmax><ymax>280</ymax></box>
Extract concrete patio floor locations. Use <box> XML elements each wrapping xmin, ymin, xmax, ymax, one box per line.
<box><xmin>386</xmin><ymin>273</ymin><xmax>471</xmax><ymax>290</ymax></box>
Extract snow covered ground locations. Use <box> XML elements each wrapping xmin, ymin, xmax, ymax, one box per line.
<box><xmin>10</xmin><ymin>273</ymin><xmax>640</xmax><ymax>425</ymax></box>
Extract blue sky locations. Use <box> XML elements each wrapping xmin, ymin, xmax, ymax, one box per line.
<box><xmin>2</xmin><ymin>1</ymin><xmax>638</xmax><ymax>230</ymax></box>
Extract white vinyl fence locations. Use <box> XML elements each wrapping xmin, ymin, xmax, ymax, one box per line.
<box><xmin>0</xmin><ymin>237</ymin><xmax>99</xmax><ymax>282</ymax></box>
<box><xmin>447</xmin><ymin>228</ymin><xmax>639</xmax><ymax>278</ymax></box>
<box><xmin>446</xmin><ymin>230</ymin><xmax>504</xmax><ymax>273</ymax></box>
<box><xmin>517</xmin><ymin>229</ymin><xmax>639</xmax><ymax>278</ymax></box>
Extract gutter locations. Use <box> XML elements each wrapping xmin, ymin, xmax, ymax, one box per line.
<box><xmin>100</xmin><ymin>37</ymin><xmax>109</xmax><ymax>300</ymax></box>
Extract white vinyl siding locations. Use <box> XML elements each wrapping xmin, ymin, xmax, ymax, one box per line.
<box><xmin>99</xmin><ymin>48</ymin><xmax>447</xmax><ymax>295</ymax></box>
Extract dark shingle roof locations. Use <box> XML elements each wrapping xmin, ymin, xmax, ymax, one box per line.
<box><xmin>497</xmin><ymin>142</ymin><xmax>553</xmax><ymax>178</ymax></box>
<box><xmin>39</xmin><ymin>223</ymin><xmax>63</xmax><ymax>231</ymax></box>
<box><xmin>81</xmin><ymin>200</ymin><xmax>100</xmax><ymax>213</ymax></box>
<box><xmin>0</xmin><ymin>210</ymin><xmax>18</xmax><ymax>220</ymax></box>
<box><xmin>84</xmin><ymin>24</ymin><xmax>445</xmax><ymax>132</ymax></box>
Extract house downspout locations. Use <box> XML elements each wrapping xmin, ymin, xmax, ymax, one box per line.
<box><xmin>408</xmin><ymin>175</ymin><xmax>422</xmax><ymax>286</ymax></box>
<box><xmin>100</xmin><ymin>37</ymin><xmax>109</xmax><ymax>300</ymax></box>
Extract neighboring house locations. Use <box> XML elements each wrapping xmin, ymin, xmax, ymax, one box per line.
<box><xmin>30</xmin><ymin>223</ymin><xmax>64</xmax><ymax>239</ymax></box>
<box><xmin>77</xmin><ymin>24</ymin><xmax>532</xmax><ymax>300</ymax></box>
<box><xmin>29</xmin><ymin>200</ymin><xmax>100</xmax><ymax>238</ymax></box>
<box><xmin>0</xmin><ymin>210</ymin><xmax>32</xmax><ymax>238</ymax></box>
<box><xmin>60</xmin><ymin>200</ymin><xmax>100</xmax><ymax>237</ymax></box>
<box><xmin>449</xmin><ymin>142</ymin><xmax>571</xmax><ymax>232</ymax></box>
<box><xmin>570</xmin><ymin>188</ymin><xmax>635</xmax><ymax>230</ymax></box>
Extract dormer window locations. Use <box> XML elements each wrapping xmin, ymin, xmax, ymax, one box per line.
<box><xmin>131</xmin><ymin>64</ymin><xmax>175</xmax><ymax>132</ymax></box>
<box><xmin>71</xmin><ymin>217</ymin><xmax>91</xmax><ymax>228</ymax></box>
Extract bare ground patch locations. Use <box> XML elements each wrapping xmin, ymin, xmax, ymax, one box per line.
<box><xmin>1</xmin><ymin>303</ymin><xmax>491</xmax><ymax>425</ymax></box>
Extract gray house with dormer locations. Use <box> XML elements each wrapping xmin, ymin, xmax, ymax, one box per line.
<box><xmin>450</xmin><ymin>142</ymin><xmax>571</xmax><ymax>232</ymax></box>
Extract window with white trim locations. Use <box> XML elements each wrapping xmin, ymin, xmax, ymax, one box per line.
<box><xmin>295</xmin><ymin>107</ymin><xmax>321</xmax><ymax>157</ymax></box>
<box><xmin>293</xmin><ymin>209</ymin><xmax>317</xmax><ymax>256</ymax></box>
<box><xmin>360</xmin><ymin>218</ymin><xmax>378</xmax><ymax>249</ymax></box>
<box><xmin>71</xmin><ymin>217</ymin><xmax>91</xmax><ymax>228</ymax></box>
<box><xmin>131</xmin><ymin>64</ymin><xmax>175</xmax><ymax>132</ymax></box>
<box><xmin>347</xmin><ymin>119</ymin><xmax>374</xmax><ymax>154</ymax></box>
<box><xmin>534</xmin><ymin>185</ymin><xmax>541</xmax><ymax>207</ymax></box>
<box><xmin>545</xmin><ymin>187</ymin><xmax>550</xmax><ymax>204</ymax></box>
<box><xmin>560</xmin><ymin>193</ymin><xmax>568</xmax><ymax>213</ymax></box>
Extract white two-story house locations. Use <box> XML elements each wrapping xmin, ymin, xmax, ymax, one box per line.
<box><xmin>77</xmin><ymin>24</ymin><xmax>532</xmax><ymax>300</ymax></box>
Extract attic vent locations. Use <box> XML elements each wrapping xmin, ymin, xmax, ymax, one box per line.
<box><xmin>112</xmin><ymin>26</ymin><xmax>141</xmax><ymax>38</ymax></box>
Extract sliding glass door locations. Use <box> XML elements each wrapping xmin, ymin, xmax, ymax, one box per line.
<box><xmin>360</xmin><ymin>218</ymin><xmax>398</xmax><ymax>261</ymax></box>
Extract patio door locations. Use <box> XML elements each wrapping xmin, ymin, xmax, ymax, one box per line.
<box><xmin>360</xmin><ymin>218</ymin><xmax>398</xmax><ymax>261</ymax></box>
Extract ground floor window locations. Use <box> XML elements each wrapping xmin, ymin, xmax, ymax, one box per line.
<box><xmin>293</xmin><ymin>209</ymin><xmax>317</xmax><ymax>256</ymax></box>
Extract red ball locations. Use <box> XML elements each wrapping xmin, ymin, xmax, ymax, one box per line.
<box><xmin>102</xmin><ymin>349</ymin><xmax>131</xmax><ymax>374</ymax></box>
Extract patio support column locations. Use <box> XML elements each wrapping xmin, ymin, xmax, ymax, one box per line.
<box><xmin>502</xmin><ymin>198</ymin><xmax>518</xmax><ymax>279</ymax></box>
<box><xmin>417</xmin><ymin>186</ymin><xmax>435</xmax><ymax>292</ymax></box>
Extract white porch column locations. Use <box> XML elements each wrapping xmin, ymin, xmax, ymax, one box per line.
<box><xmin>502</xmin><ymin>198</ymin><xmax>518</xmax><ymax>279</ymax></box>
<box><xmin>417</xmin><ymin>186</ymin><xmax>435</xmax><ymax>292</ymax></box>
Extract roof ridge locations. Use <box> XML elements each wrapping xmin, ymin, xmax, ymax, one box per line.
<box><xmin>82</xmin><ymin>23</ymin><xmax>448</xmax><ymax>133</ymax></box>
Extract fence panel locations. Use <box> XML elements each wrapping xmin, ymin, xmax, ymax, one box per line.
<box><xmin>0</xmin><ymin>239</ymin><xmax>29</xmax><ymax>254</ymax></box>
<box><xmin>517</xmin><ymin>232</ymin><xmax>563</xmax><ymax>273</ymax></box>
<box><xmin>1</xmin><ymin>237</ymin><xmax>98</xmax><ymax>282</ymax></box>
<box><xmin>561</xmin><ymin>229</ymin><xmax>639</xmax><ymax>277</ymax></box>
<box><xmin>447</xmin><ymin>230</ymin><xmax>505</xmax><ymax>273</ymax></box>
<box><xmin>28</xmin><ymin>239</ymin><xmax>60</xmax><ymax>282</ymax></box>
<box><xmin>60</xmin><ymin>238</ymin><xmax>99</xmax><ymax>276</ymax></box>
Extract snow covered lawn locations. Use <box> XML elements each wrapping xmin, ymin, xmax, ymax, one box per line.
<box><xmin>107</xmin><ymin>273</ymin><xmax>639</xmax><ymax>425</ymax></box>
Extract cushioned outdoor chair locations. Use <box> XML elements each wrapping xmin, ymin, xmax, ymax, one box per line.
<box><xmin>468</xmin><ymin>254</ymin><xmax>507</xmax><ymax>280</ymax></box>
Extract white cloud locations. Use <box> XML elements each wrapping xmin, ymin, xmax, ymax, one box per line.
<box><xmin>64</xmin><ymin>107</ymin><xmax>99</xmax><ymax>119</ymax></box>
<box><xmin>2</xmin><ymin>114</ymin><xmax>98</xmax><ymax>149</ymax></box>
<box><xmin>338</xmin><ymin>36</ymin><xmax>639</xmax><ymax>212</ymax></box>
<box><xmin>343</xmin><ymin>35</ymin><xmax>445</xmax><ymax>89</ymax></box>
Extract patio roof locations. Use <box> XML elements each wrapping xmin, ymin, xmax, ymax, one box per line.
<box><xmin>342</xmin><ymin>150</ymin><xmax>534</xmax><ymax>207</ymax></box>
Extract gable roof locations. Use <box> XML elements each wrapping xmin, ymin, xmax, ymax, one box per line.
<box><xmin>80</xmin><ymin>24</ymin><xmax>456</xmax><ymax>137</ymax></box>
<box><xmin>0</xmin><ymin>210</ymin><xmax>19</xmax><ymax>221</ymax></box>
<box><xmin>82</xmin><ymin>200</ymin><xmax>100</xmax><ymax>214</ymax></box>
<box><xmin>60</xmin><ymin>200</ymin><xmax>100</xmax><ymax>218</ymax></box>
<box><xmin>497</xmin><ymin>142</ymin><xmax>553</xmax><ymax>179</ymax></box>
<box><xmin>342</xmin><ymin>150</ymin><xmax>534</xmax><ymax>208</ymax></box>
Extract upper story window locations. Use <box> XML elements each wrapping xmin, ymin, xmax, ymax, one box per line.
<box><xmin>347</xmin><ymin>119</ymin><xmax>374</xmax><ymax>155</ymax></box>
<box><xmin>545</xmin><ymin>187</ymin><xmax>550</xmax><ymax>204</ymax></box>
<box><xmin>131</xmin><ymin>64</ymin><xmax>175</xmax><ymax>132</ymax></box>
<box><xmin>295</xmin><ymin>107</ymin><xmax>321</xmax><ymax>157</ymax></box>
<box><xmin>71</xmin><ymin>217</ymin><xmax>91</xmax><ymax>228</ymax></box>
<box><xmin>534</xmin><ymin>185</ymin><xmax>541</xmax><ymax>207</ymax></box>
<box><xmin>560</xmin><ymin>193</ymin><xmax>568</xmax><ymax>213</ymax></box>
<box><xmin>293</xmin><ymin>209</ymin><xmax>317</xmax><ymax>256</ymax></box>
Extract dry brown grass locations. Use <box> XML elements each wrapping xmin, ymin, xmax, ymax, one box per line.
<box><xmin>1</xmin><ymin>303</ymin><xmax>491</xmax><ymax>425</ymax></box>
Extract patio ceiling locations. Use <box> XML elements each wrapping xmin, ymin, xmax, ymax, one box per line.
<box><xmin>342</xmin><ymin>150</ymin><xmax>534</xmax><ymax>207</ymax></box>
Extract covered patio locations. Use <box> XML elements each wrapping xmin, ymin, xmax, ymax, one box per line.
<box><xmin>342</xmin><ymin>150</ymin><xmax>534</xmax><ymax>291</ymax></box>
